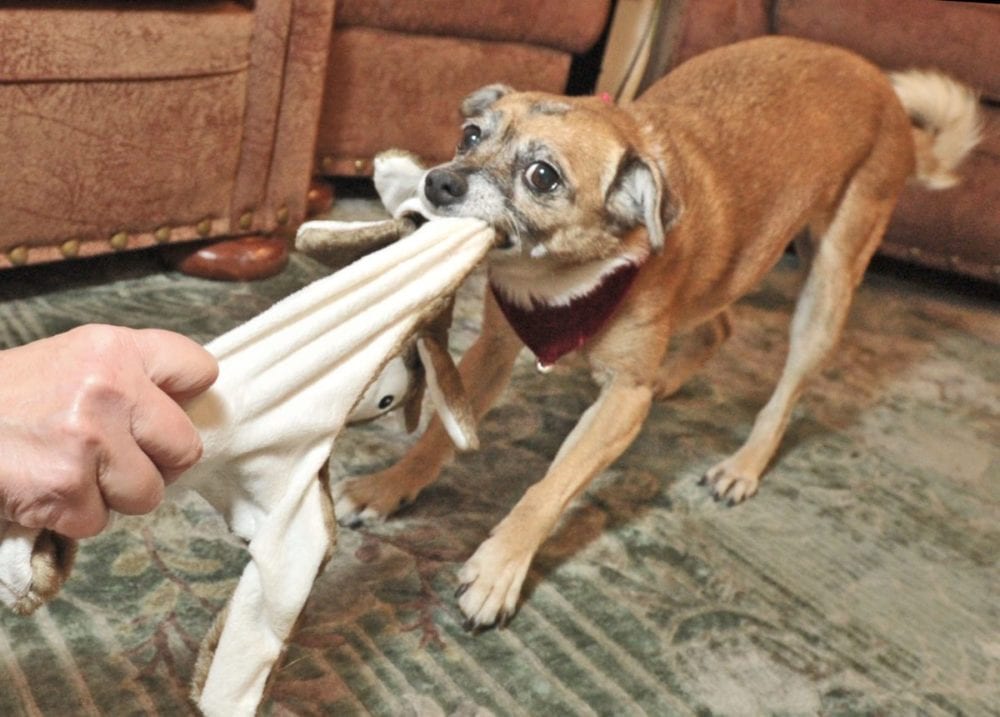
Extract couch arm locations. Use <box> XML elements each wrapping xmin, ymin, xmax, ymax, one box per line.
<box><xmin>230</xmin><ymin>0</ymin><xmax>336</xmax><ymax>234</ymax></box>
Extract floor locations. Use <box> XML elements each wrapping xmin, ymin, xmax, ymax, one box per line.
<box><xmin>0</xmin><ymin>193</ymin><xmax>996</xmax><ymax>715</ymax></box>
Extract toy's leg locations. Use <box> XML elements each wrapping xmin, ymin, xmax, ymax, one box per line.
<box><xmin>0</xmin><ymin>522</ymin><xmax>76</xmax><ymax>616</ymax></box>
<box><xmin>193</xmin><ymin>463</ymin><xmax>337</xmax><ymax>709</ymax></box>
<box><xmin>333</xmin><ymin>288</ymin><xmax>523</xmax><ymax>525</ymax></box>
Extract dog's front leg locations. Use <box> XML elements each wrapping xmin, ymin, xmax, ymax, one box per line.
<box><xmin>457</xmin><ymin>375</ymin><xmax>654</xmax><ymax>629</ymax></box>
<box><xmin>333</xmin><ymin>289</ymin><xmax>523</xmax><ymax>526</ymax></box>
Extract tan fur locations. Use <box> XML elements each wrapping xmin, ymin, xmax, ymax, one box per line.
<box><xmin>335</xmin><ymin>36</ymin><xmax>981</xmax><ymax>628</ymax></box>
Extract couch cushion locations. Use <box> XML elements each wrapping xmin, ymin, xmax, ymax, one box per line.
<box><xmin>0</xmin><ymin>1</ymin><xmax>253</xmax><ymax>82</ymax></box>
<box><xmin>316</xmin><ymin>27</ymin><xmax>573</xmax><ymax>173</ymax></box>
<box><xmin>884</xmin><ymin>105</ymin><xmax>1000</xmax><ymax>283</ymax></box>
<box><xmin>335</xmin><ymin>0</ymin><xmax>611</xmax><ymax>55</ymax></box>
<box><xmin>774</xmin><ymin>0</ymin><xmax>1000</xmax><ymax>102</ymax></box>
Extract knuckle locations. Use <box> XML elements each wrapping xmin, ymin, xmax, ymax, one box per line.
<box><xmin>47</xmin><ymin>455</ymin><xmax>96</xmax><ymax>500</ymax></box>
<box><xmin>69</xmin><ymin>324</ymin><xmax>128</xmax><ymax>355</ymax></box>
<box><xmin>55</xmin><ymin>411</ymin><xmax>105</xmax><ymax>457</ymax></box>
<box><xmin>66</xmin><ymin>325</ymin><xmax>134</xmax><ymax>400</ymax></box>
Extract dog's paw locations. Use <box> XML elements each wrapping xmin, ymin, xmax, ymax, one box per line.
<box><xmin>332</xmin><ymin>470</ymin><xmax>420</xmax><ymax>528</ymax></box>
<box><xmin>455</xmin><ymin>532</ymin><xmax>533</xmax><ymax>631</ymax></box>
<box><xmin>701</xmin><ymin>460</ymin><xmax>760</xmax><ymax>505</ymax></box>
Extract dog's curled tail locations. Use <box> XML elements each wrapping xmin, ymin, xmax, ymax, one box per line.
<box><xmin>890</xmin><ymin>69</ymin><xmax>983</xmax><ymax>190</ymax></box>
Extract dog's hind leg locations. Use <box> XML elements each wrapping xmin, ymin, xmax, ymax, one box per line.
<box><xmin>654</xmin><ymin>310</ymin><xmax>732</xmax><ymax>399</ymax></box>
<box><xmin>704</xmin><ymin>171</ymin><xmax>901</xmax><ymax>504</ymax></box>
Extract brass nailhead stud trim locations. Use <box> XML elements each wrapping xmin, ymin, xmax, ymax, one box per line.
<box><xmin>60</xmin><ymin>239</ymin><xmax>80</xmax><ymax>258</ymax></box>
<box><xmin>8</xmin><ymin>246</ymin><xmax>28</xmax><ymax>266</ymax></box>
<box><xmin>276</xmin><ymin>206</ymin><xmax>290</xmax><ymax>225</ymax></box>
<box><xmin>907</xmin><ymin>246</ymin><xmax>922</xmax><ymax>258</ymax></box>
<box><xmin>154</xmin><ymin>226</ymin><xmax>171</xmax><ymax>244</ymax></box>
<box><xmin>948</xmin><ymin>255</ymin><xmax>961</xmax><ymax>269</ymax></box>
<box><xmin>110</xmin><ymin>231</ymin><xmax>129</xmax><ymax>250</ymax></box>
<box><xmin>239</xmin><ymin>212</ymin><xmax>254</xmax><ymax>230</ymax></box>
<box><xmin>321</xmin><ymin>156</ymin><xmax>336</xmax><ymax>173</ymax></box>
<box><xmin>353</xmin><ymin>159</ymin><xmax>366</xmax><ymax>174</ymax></box>
<box><xmin>196</xmin><ymin>219</ymin><xmax>213</xmax><ymax>237</ymax></box>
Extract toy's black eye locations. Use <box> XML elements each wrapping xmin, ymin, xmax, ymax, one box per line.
<box><xmin>525</xmin><ymin>161</ymin><xmax>560</xmax><ymax>193</ymax></box>
<box><xmin>458</xmin><ymin>124</ymin><xmax>482</xmax><ymax>152</ymax></box>
<box><xmin>378</xmin><ymin>395</ymin><xmax>395</xmax><ymax>410</ymax></box>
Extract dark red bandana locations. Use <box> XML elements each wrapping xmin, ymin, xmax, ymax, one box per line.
<box><xmin>490</xmin><ymin>262</ymin><xmax>641</xmax><ymax>368</ymax></box>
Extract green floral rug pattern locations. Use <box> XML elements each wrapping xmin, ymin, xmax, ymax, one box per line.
<box><xmin>0</xmin><ymin>206</ymin><xmax>996</xmax><ymax>715</ymax></box>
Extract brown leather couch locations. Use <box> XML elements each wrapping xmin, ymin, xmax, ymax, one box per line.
<box><xmin>0</xmin><ymin>1</ymin><xmax>334</xmax><ymax>275</ymax></box>
<box><xmin>643</xmin><ymin>0</ymin><xmax>1000</xmax><ymax>283</ymax></box>
<box><xmin>315</xmin><ymin>0</ymin><xmax>613</xmax><ymax>176</ymax></box>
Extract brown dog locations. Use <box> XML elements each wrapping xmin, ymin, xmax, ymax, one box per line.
<box><xmin>333</xmin><ymin>36</ymin><xmax>982</xmax><ymax>629</ymax></box>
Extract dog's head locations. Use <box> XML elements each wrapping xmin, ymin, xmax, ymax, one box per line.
<box><xmin>421</xmin><ymin>85</ymin><xmax>679</xmax><ymax>265</ymax></box>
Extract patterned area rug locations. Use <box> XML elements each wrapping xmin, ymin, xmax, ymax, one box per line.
<box><xmin>0</xmin><ymin>195</ymin><xmax>997</xmax><ymax>716</ymax></box>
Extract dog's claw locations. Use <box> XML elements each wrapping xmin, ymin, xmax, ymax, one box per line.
<box><xmin>703</xmin><ymin>460</ymin><xmax>761</xmax><ymax>506</ymax></box>
<box><xmin>498</xmin><ymin>611</ymin><xmax>514</xmax><ymax>630</ymax></box>
<box><xmin>346</xmin><ymin>516</ymin><xmax>364</xmax><ymax>529</ymax></box>
<box><xmin>455</xmin><ymin>583</ymin><xmax>469</xmax><ymax>599</ymax></box>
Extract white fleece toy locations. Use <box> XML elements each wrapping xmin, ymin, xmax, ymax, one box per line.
<box><xmin>0</xmin><ymin>153</ymin><xmax>493</xmax><ymax>716</ymax></box>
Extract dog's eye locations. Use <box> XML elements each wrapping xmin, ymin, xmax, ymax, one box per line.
<box><xmin>458</xmin><ymin>124</ymin><xmax>482</xmax><ymax>152</ymax></box>
<box><xmin>525</xmin><ymin>161</ymin><xmax>561</xmax><ymax>193</ymax></box>
<box><xmin>378</xmin><ymin>395</ymin><xmax>395</xmax><ymax>410</ymax></box>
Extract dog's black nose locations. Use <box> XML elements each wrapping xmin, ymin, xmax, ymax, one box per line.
<box><xmin>424</xmin><ymin>168</ymin><xmax>468</xmax><ymax>206</ymax></box>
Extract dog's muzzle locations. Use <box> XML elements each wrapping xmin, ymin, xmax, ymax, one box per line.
<box><xmin>424</xmin><ymin>168</ymin><xmax>468</xmax><ymax>207</ymax></box>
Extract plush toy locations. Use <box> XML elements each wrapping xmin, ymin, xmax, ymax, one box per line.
<box><xmin>0</xmin><ymin>151</ymin><xmax>492</xmax><ymax>716</ymax></box>
<box><xmin>304</xmin><ymin>151</ymin><xmax>479</xmax><ymax>449</ymax></box>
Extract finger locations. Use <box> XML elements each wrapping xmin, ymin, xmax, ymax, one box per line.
<box><xmin>131</xmin><ymin>329</ymin><xmax>219</xmax><ymax>402</ymax></box>
<box><xmin>128</xmin><ymin>383</ymin><xmax>205</xmax><ymax>483</ymax></box>
<box><xmin>95</xmin><ymin>437</ymin><xmax>165</xmax><ymax>517</ymax></box>
<box><xmin>48</xmin><ymin>477</ymin><xmax>111</xmax><ymax>539</ymax></box>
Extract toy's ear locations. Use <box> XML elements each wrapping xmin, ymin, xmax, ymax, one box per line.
<box><xmin>401</xmin><ymin>345</ymin><xmax>425</xmax><ymax>433</ymax></box>
<box><xmin>604</xmin><ymin>153</ymin><xmax>680</xmax><ymax>253</ymax></box>
<box><xmin>416</xmin><ymin>337</ymin><xmax>478</xmax><ymax>452</ymax></box>
<box><xmin>461</xmin><ymin>84</ymin><xmax>513</xmax><ymax>118</ymax></box>
<box><xmin>294</xmin><ymin>217</ymin><xmax>416</xmax><ymax>267</ymax></box>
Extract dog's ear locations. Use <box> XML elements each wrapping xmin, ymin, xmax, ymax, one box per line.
<box><xmin>605</xmin><ymin>154</ymin><xmax>679</xmax><ymax>253</ymax></box>
<box><xmin>461</xmin><ymin>84</ymin><xmax>514</xmax><ymax>118</ymax></box>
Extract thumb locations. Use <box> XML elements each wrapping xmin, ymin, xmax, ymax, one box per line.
<box><xmin>130</xmin><ymin>329</ymin><xmax>219</xmax><ymax>402</ymax></box>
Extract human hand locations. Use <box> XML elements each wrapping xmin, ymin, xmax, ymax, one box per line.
<box><xmin>0</xmin><ymin>325</ymin><xmax>218</xmax><ymax>538</ymax></box>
